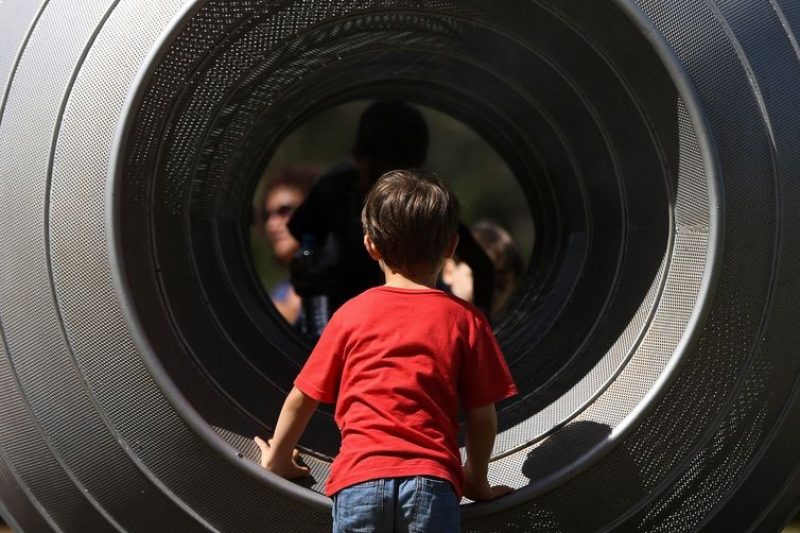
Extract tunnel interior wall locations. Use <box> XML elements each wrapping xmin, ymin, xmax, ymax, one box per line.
<box><xmin>0</xmin><ymin>0</ymin><xmax>799</xmax><ymax>531</ymax></box>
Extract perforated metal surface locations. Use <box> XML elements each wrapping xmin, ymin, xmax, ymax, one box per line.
<box><xmin>117</xmin><ymin>0</ymin><xmax>708</xmax><ymax>522</ymax></box>
<box><xmin>1</xmin><ymin>0</ymin><xmax>799</xmax><ymax>531</ymax></box>
<box><xmin>0</xmin><ymin>0</ymin><xmax>331</xmax><ymax>531</ymax></box>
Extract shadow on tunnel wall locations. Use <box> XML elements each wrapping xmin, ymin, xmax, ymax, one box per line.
<box><xmin>461</xmin><ymin>421</ymin><xmax>647</xmax><ymax>533</ymax></box>
<box><xmin>522</xmin><ymin>422</ymin><xmax>645</xmax><ymax>529</ymax></box>
<box><xmin>493</xmin><ymin>84</ymin><xmax>681</xmax><ymax>438</ymax></box>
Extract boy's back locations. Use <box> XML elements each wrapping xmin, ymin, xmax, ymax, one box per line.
<box><xmin>295</xmin><ymin>286</ymin><xmax>515</xmax><ymax>497</ymax></box>
<box><xmin>257</xmin><ymin>169</ymin><xmax>516</xmax><ymax>532</ymax></box>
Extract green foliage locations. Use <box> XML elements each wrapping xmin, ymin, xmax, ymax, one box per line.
<box><xmin>252</xmin><ymin>101</ymin><xmax>534</xmax><ymax>289</ymax></box>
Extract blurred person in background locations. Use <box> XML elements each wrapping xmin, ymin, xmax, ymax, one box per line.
<box><xmin>256</xmin><ymin>165</ymin><xmax>320</xmax><ymax>323</ymax></box>
<box><xmin>442</xmin><ymin>220</ymin><xmax>523</xmax><ymax>316</ymax></box>
<box><xmin>288</xmin><ymin>100</ymin><xmax>494</xmax><ymax>320</ymax></box>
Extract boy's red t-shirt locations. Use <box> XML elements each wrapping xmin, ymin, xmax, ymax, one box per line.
<box><xmin>294</xmin><ymin>286</ymin><xmax>517</xmax><ymax>497</ymax></box>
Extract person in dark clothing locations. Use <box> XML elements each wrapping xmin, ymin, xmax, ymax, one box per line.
<box><xmin>288</xmin><ymin>100</ymin><xmax>494</xmax><ymax>317</ymax></box>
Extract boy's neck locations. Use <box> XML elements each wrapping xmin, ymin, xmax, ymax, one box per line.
<box><xmin>382</xmin><ymin>264</ymin><xmax>439</xmax><ymax>290</ymax></box>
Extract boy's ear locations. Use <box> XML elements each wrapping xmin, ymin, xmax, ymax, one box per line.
<box><xmin>441</xmin><ymin>258</ymin><xmax>457</xmax><ymax>285</ymax></box>
<box><xmin>363</xmin><ymin>234</ymin><xmax>382</xmax><ymax>261</ymax></box>
<box><xmin>445</xmin><ymin>233</ymin><xmax>460</xmax><ymax>259</ymax></box>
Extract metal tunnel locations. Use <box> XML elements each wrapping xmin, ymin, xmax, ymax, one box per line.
<box><xmin>1</xmin><ymin>0</ymin><xmax>800</xmax><ymax>531</ymax></box>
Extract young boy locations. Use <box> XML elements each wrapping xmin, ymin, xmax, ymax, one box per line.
<box><xmin>255</xmin><ymin>170</ymin><xmax>517</xmax><ymax>532</ymax></box>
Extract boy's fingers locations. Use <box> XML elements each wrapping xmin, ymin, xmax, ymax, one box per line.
<box><xmin>254</xmin><ymin>436</ymin><xmax>269</xmax><ymax>453</ymax></box>
<box><xmin>253</xmin><ymin>436</ymin><xmax>272</xmax><ymax>467</ymax></box>
<box><xmin>491</xmin><ymin>485</ymin><xmax>513</xmax><ymax>498</ymax></box>
<box><xmin>292</xmin><ymin>453</ymin><xmax>311</xmax><ymax>477</ymax></box>
<box><xmin>283</xmin><ymin>462</ymin><xmax>311</xmax><ymax>479</ymax></box>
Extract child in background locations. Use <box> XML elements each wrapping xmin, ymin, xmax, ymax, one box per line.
<box><xmin>255</xmin><ymin>169</ymin><xmax>517</xmax><ymax>532</ymax></box>
<box><xmin>442</xmin><ymin>220</ymin><xmax>524</xmax><ymax>316</ymax></box>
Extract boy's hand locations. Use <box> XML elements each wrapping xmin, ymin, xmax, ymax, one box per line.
<box><xmin>463</xmin><ymin>461</ymin><xmax>513</xmax><ymax>502</ymax></box>
<box><xmin>463</xmin><ymin>405</ymin><xmax>512</xmax><ymax>501</ymax></box>
<box><xmin>254</xmin><ymin>436</ymin><xmax>311</xmax><ymax>479</ymax></box>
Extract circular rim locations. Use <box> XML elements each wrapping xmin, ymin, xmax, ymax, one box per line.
<box><xmin>105</xmin><ymin>0</ymin><xmax>724</xmax><ymax>516</ymax></box>
<box><xmin>459</xmin><ymin>0</ymin><xmax>722</xmax><ymax>517</ymax></box>
<box><xmin>106</xmin><ymin>0</ymin><xmax>331</xmax><ymax>511</ymax></box>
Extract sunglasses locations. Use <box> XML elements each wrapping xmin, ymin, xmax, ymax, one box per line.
<box><xmin>265</xmin><ymin>204</ymin><xmax>297</xmax><ymax>219</ymax></box>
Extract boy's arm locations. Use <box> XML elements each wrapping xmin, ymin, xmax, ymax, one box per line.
<box><xmin>463</xmin><ymin>403</ymin><xmax>513</xmax><ymax>501</ymax></box>
<box><xmin>254</xmin><ymin>386</ymin><xmax>319</xmax><ymax>479</ymax></box>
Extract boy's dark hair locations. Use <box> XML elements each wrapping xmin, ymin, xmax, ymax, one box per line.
<box><xmin>362</xmin><ymin>169</ymin><xmax>459</xmax><ymax>276</ymax></box>
<box><xmin>352</xmin><ymin>100</ymin><xmax>429</xmax><ymax>174</ymax></box>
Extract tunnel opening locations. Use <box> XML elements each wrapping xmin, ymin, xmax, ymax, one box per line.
<box><xmin>248</xmin><ymin>99</ymin><xmax>534</xmax><ymax>334</ymax></box>
<box><xmin>115</xmin><ymin>0</ymin><xmax>709</xmax><ymax>506</ymax></box>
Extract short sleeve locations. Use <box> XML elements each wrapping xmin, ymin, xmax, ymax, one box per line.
<box><xmin>294</xmin><ymin>314</ymin><xmax>348</xmax><ymax>404</ymax></box>
<box><xmin>458</xmin><ymin>316</ymin><xmax>518</xmax><ymax>410</ymax></box>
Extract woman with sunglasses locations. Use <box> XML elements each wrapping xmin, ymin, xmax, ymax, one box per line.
<box><xmin>258</xmin><ymin>165</ymin><xmax>319</xmax><ymax>324</ymax></box>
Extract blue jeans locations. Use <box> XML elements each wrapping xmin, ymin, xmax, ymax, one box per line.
<box><xmin>332</xmin><ymin>476</ymin><xmax>460</xmax><ymax>532</ymax></box>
